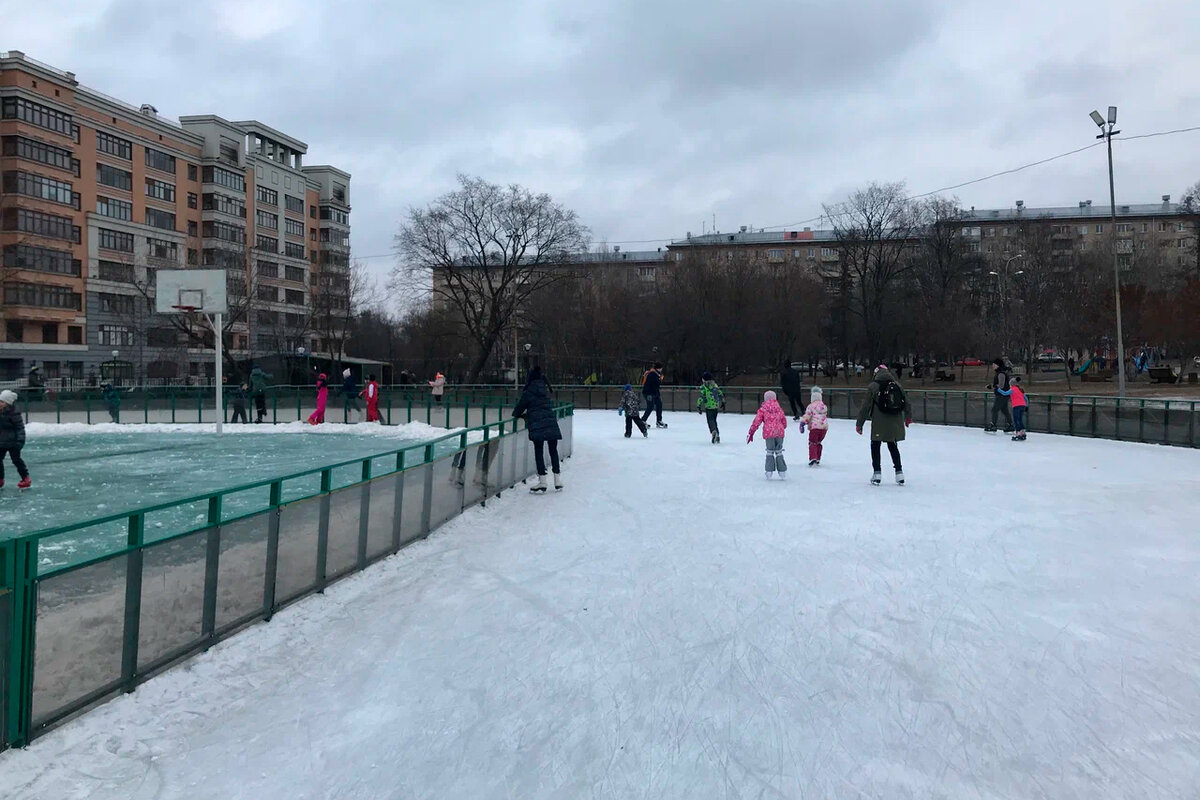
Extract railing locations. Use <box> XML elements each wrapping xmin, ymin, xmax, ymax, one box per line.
<box><xmin>1</xmin><ymin>403</ymin><xmax>574</xmax><ymax>749</ymax></box>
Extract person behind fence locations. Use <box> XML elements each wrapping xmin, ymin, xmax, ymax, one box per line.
<box><xmin>780</xmin><ymin>361</ymin><xmax>803</xmax><ymax>420</ymax></box>
<box><xmin>513</xmin><ymin>365</ymin><xmax>563</xmax><ymax>493</ymax></box>
<box><xmin>308</xmin><ymin>373</ymin><xmax>328</xmax><ymax>425</ymax></box>
<box><xmin>0</xmin><ymin>390</ymin><xmax>31</xmax><ymax>489</ymax></box>
<box><xmin>986</xmin><ymin>358</ymin><xmax>1014</xmax><ymax>433</ymax></box>
<box><xmin>747</xmin><ymin>390</ymin><xmax>788</xmax><ymax>480</ymax></box>
<box><xmin>102</xmin><ymin>382</ymin><xmax>121</xmax><ymax>423</ymax></box>
<box><xmin>855</xmin><ymin>365</ymin><xmax>912</xmax><ymax>485</ymax></box>
<box><xmin>1009</xmin><ymin>375</ymin><xmax>1028</xmax><ymax>442</ymax></box>
<box><xmin>230</xmin><ymin>382</ymin><xmax>250</xmax><ymax>424</ymax></box>
<box><xmin>249</xmin><ymin>364</ymin><xmax>272</xmax><ymax>423</ymax></box>
<box><xmin>362</xmin><ymin>373</ymin><xmax>381</xmax><ymax>422</ymax></box>
<box><xmin>619</xmin><ymin>383</ymin><xmax>648</xmax><ymax>438</ymax></box>
<box><xmin>342</xmin><ymin>368</ymin><xmax>361</xmax><ymax>422</ymax></box>
<box><xmin>640</xmin><ymin>362</ymin><xmax>667</xmax><ymax>429</ymax></box>
<box><xmin>802</xmin><ymin>385</ymin><xmax>829</xmax><ymax>466</ymax></box>
<box><xmin>429</xmin><ymin>372</ymin><xmax>446</xmax><ymax>404</ymax></box>
<box><xmin>696</xmin><ymin>371</ymin><xmax>726</xmax><ymax>444</ymax></box>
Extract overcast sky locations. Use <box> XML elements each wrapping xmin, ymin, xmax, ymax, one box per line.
<box><xmin>7</xmin><ymin>0</ymin><xmax>1200</xmax><ymax>296</ymax></box>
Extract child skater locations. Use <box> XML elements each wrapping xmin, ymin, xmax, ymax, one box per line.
<box><xmin>802</xmin><ymin>385</ymin><xmax>829</xmax><ymax>466</ymax></box>
<box><xmin>1010</xmin><ymin>375</ymin><xmax>1028</xmax><ymax>441</ymax></box>
<box><xmin>747</xmin><ymin>390</ymin><xmax>788</xmax><ymax>479</ymax></box>
<box><xmin>362</xmin><ymin>373</ymin><xmax>381</xmax><ymax>423</ymax></box>
<box><xmin>696</xmin><ymin>371</ymin><xmax>725</xmax><ymax>443</ymax></box>
<box><xmin>619</xmin><ymin>383</ymin><xmax>648</xmax><ymax>438</ymax></box>
<box><xmin>307</xmin><ymin>373</ymin><xmax>328</xmax><ymax>425</ymax></box>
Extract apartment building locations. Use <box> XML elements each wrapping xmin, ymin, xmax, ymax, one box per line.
<box><xmin>0</xmin><ymin>51</ymin><xmax>352</xmax><ymax>384</ymax></box>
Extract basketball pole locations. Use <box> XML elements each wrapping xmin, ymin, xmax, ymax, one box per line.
<box><xmin>212</xmin><ymin>312</ymin><xmax>223</xmax><ymax>435</ymax></box>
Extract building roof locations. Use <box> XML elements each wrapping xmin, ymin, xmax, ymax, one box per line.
<box><xmin>231</xmin><ymin>120</ymin><xmax>308</xmax><ymax>153</ymax></box>
<box><xmin>670</xmin><ymin>229</ymin><xmax>837</xmax><ymax>247</ymax></box>
<box><xmin>962</xmin><ymin>201</ymin><xmax>1183</xmax><ymax>221</ymax></box>
<box><xmin>576</xmin><ymin>250</ymin><xmax>668</xmax><ymax>263</ymax></box>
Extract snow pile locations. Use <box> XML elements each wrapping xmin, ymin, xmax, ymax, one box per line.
<box><xmin>3</xmin><ymin>411</ymin><xmax>1198</xmax><ymax>799</ymax></box>
<box><xmin>25</xmin><ymin>420</ymin><xmax>463</xmax><ymax>441</ymax></box>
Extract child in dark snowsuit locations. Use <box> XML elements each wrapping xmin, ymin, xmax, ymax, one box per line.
<box><xmin>619</xmin><ymin>384</ymin><xmax>648</xmax><ymax>438</ymax></box>
<box><xmin>230</xmin><ymin>383</ymin><xmax>249</xmax><ymax>423</ymax></box>
<box><xmin>0</xmin><ymin>390</ymin><xmax>31</xmax><ymax>489</ymax></box>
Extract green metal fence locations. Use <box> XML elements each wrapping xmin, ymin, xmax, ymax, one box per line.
<box><xmin>1</xmin><ymin>403</ymin><xmax>574</xmax><ymax>750</ymax></box>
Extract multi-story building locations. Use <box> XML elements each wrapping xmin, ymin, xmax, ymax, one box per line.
<box><xmin>0</xmin><ymin>51</ymin><xmax>352</xmax><ymax>385</ymax></box>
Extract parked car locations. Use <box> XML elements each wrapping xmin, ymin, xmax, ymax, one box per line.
<box><xmin>1036</xmin><ymin>352</ymin><xmax>1065</xmax><ymax>364</ymax></box>
<box><xmin>956</xmin><ymin>357</ymin><xmax>984</xmax><ymax>367</ymax></box>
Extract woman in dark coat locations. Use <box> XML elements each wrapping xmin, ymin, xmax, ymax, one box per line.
<box><xmin>513</xmin><ymin>366</ymin><xmax>563</xmax><ymax>493</ymax></box>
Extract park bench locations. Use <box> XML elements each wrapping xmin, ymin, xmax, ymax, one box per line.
<box><xmin>934</xmin><ymin>368</ymin><xmax>956</xmax><ymax>382</ymax></box>
<box><xmin>1080</xmin><ymin>369</ymin><xmax>1114</xmax><ymax>382</ymax></box>
<box><xmin>1148</xmin><ymin>366</ymin><xmax>1179</xmax><ymax>384</ymax></box>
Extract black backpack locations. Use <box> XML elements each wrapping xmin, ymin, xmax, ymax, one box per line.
<box><xmin>875</xmin><ymin>380</ymin><xmax>905</xmax><ymax>414</ymax></box>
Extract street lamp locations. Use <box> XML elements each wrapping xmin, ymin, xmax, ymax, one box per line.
<box><xmin>1091</xmin><ymin>105</ymin><xmax>1126</xmax><ymax>397</ymax></box>
<box><xmin>296</xmin><ymin>346</ymin><xmax>309</xmax><ymax>384</ymax></box>
<box><xmin>988</xmin><ymin>254</ymin><xmax>1024</xmax><ymax>359</ymax></box>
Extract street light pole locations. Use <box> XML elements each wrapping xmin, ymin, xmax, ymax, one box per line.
<box><xmin>989</xmin><ymin>254</ymin><xmax>1023</xmax><ymax>359</ymax></box>
<box><xmin>1091</xmin><ymin>106</ymin><xmax>1126</xmax><ymax>397</ymax></box>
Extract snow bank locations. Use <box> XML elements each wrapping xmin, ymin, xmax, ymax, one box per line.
<box><xmin>26</xmin><ymin>420</ymin><xmax>464</xmax><ymax>441</ymax></box>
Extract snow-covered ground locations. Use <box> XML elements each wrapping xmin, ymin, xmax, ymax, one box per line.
<box><xmin>3</xmin><ymin>411</ymin><xmax>1199</xmax><ymax>799</ymax></box>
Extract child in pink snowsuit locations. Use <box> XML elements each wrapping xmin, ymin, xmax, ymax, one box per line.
<box><xmin>747</xmin><ymin>390</ymin><xmax>789</xmax><ymax>479</ymax></box>
<box><xmin>801</xmin><ymin>386</ymin><xmax>829</xmax><ymax>466</ymax></box>
<box><xmin>307</xmin><ymin>373</ymin><xmax>328</xmax><ymax>425</ymax></box>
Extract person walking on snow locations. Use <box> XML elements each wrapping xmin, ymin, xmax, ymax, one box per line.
<box><xmin>619</xmin><ymin>383</ymin><xmax>648</xmax><ymax>438</ymax></box>
<box><xmin>341</xmin><ymin>368</ymin><xmax>362</xmax><ymax>422</ymax></box>
<box><xmin>361</xmin><ymin>373</ymin><xmax>381</xmax><ymax>422</ymax></box>
<box><xmin>855</xmin><ymin>365</ymin><xmax>912</xmax><ymax>485</ymax></box>
<box><xmin>513</xmin><ymin>366</ymin><xmax>564</xmax><ymax>492</ymax></box>
<box><xmin>640</xmin><ymin>363</ymin><xmax>667</xmax><ymax>429</ymax></box>
<box><xmin>747</xmin><ymin>390</ymin><xmax>788</xmax><ymax>479</ymax></box>
<box><xmin>429</xmin><ymin>372</ymin><xmax>446</xmax><ymax>404</ymax></box>
<box><xmin>802</xmin><ymin>386</ymin><xmax>829</xmax><ymax>466</ymax></box>
<box><xmin>0</xmin><ymin>390</ymin><xmax>31</xmax><ymax>489</ymax></box>
<box><xmin>249</xmin><ymin>364</ymin><xmax>271</xmax><ymax>423</ymax></box>
<box><xmin>697</xmin><ymin>372</ymin><xmax>726</xmax><ymax>443</ymax></box>
<box><xmin>102</xmin><ymin>382</ymin><xmax>121</xmax><ymax>423</ymax></box>
<box><xmin>986</xmin><ymin>358</ymin><xmax>1014</xmax><ymax>433</ymax></box>
<box><xmin>1009</xmin><ymin>375</ymin><xmax>1028</xmax><ymax>441</ymax></box>
<box><xmin>307</xmin><ymin>373</ymin><xmax>328</xmax><ymax>425</ymax></box>
<box><xmin>780</xmin><ymin>361</ymin><xmax>804</xmax><ymax>420</ymax></box>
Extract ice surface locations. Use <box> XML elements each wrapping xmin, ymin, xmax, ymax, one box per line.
<box><xmin>3</xmin><ymin>411</ymin><xmax>1199</xmax><ymax>799</ymax></box>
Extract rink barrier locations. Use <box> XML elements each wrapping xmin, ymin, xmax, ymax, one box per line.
<box><xmin>0</xmin><ymin>404</ymin><xmax>574</xmax><ymax>750</ymax></box>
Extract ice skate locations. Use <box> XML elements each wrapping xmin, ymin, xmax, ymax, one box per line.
<box><xmin>642</xmin><ymin>427</ymin><xmax>649</xmax><ymax>438</ymax></box>
<box><xmin>656</xmin><ymin>422</ymin><xmax>669</xmax><ymax>429</ymax></box>
<box><xmin>530</xmin><ymin>475</ymin><xmax>548</xmax><ymax>494</ymax></box>
<box><xmin>711</xmin><ymin>431</ymin><xmax>718</xmax><ymax>444</ymax></box>
<box><xmin>715</xmin><ymin>433</ymin><xmax>720</xmax><ymax>443</ymax></box>
<box><xmin>0</xmin><ymin>479</ymin><xmax>4</xmax><ymax>488</ymax></box>
<box><xmin>17</xmin><ymin>477</ymin><xmax>31</xmax><ymax>490</ymax></box>
<box><xmin>1002</xmin><ymin>427</ymin><xmax>1015</xmax><ymax>434</ymax></box>
<box><xmin>624</xmin><ymin>432</ymin><xmax>632</xmax><ymax>438</ymax></box>
<box><xmin>894</xmin><ymin>469</ymin><xmax>905</xmax><ymax>485</ymax></box>
<box><xmin>765</xmin><ymin>471</ymin><xmax>773</xmax><ymax>480</ymax></box>
<box><xmin>553</xmin><ymin>473</ymin><xmax>563</xmax><ymax>492</ymax></box>
<box><xmin>871</xmin><ymin>470</ymin><xmax>882</xmax><ymax>485</ymax></box>
<box><xmin>808</xmin><ymin>459</ymin><xmax>817</xmax><ymax>467</ymax></box>
<box><xmin>984</xmin><ymin>425</ymin><xmax>997</xmax><ymax>434</ymax></box>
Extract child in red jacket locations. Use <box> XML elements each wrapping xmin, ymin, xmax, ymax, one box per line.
<box><xmin>1010</xmin><ymin>376</ymin><xmax>1028</xmax><ymax>441</ymax></box>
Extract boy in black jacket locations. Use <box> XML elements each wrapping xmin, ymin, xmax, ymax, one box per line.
<box><xmin>0</xmin><ymin>389</ymin><xmax>31</xmax><ymax>488</ymax></box>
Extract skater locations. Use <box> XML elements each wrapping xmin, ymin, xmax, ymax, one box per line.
<box><xmin>362</xmin><ymin>373</ymin><xmax>381</xmax><ymax>422</ymax></box>
<box><xmin>249</xmin><ymin>364</ymin><xmax>271</xmax><ymax>423</ymax></box>
<box><xmin>619</xmin><ymin>383</ymin><xmax>648</xmax><ymax>438</ymax></box>
<box><xmin>780</xmin><ymin>361</ymin><xmax>803</xmax><ymax>420</ymax></box>
<box><xmin>341</xmin><ymin>368</ymin><xmax>362</xmax><ymax>422</ymax></box>
<box><xmin>802</xmin><ymin>385</ymin><xmax>829</xmax><ymax>466</ymax></box>
<box><xmin>1009</xmin><ymin>376</ymin><xmax>1028</xmax><ymax>441</ymax></box>
<box><xmin>696</xmin><ymin>371</ymin><xmax>725</xmax><ymax>443</ymax></box>
<box><xmin>229</xmin><ymin>382</ymin><xmax>250</xmax><ymax>424</ymax></box>
<box><xmin>986</xmin><ymin>358</ymin><xmax>1014</xmax><ymax>433</ymax></box>
<box><xmin>429</xmin><ymin>372</ymin><xmax>446</xmax><ymax>404</ymax></box>
<box><xmin>102</xmin><ymin>382</ymin><xmax>121</xmax><ymax>423</ymax></box>
<box><xmin>747</xmin><ymin>390</ymin><xmax>788</xmax><ymax>479</ymax></box>
<box><xmin>307</xmin><ymin>373</ymin><xmax>328</xmax><ymax>425</ymax></box>
<box><xmin>640</xmin><ymin>362</ymin><xmax>667</xmax><ymax>428</ymax></box>
<box><xmin>0</xmin><ymin>390</ymin><xmax>31</xmax><ymax>489</ymax></box>
<box><xmin>855</xmin><ymin>365</ymin><xmax>912</xmax><ymax>485</ymax></box>
<box><xmin>513</xmin><ymin>366</ymin><xmax>563</xmax><ymax>492</ymax></box>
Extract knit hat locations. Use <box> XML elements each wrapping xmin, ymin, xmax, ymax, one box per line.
<box><xmin>701</xmin><ymin>371</ymin><xmax>712</xmax><ymax>381</ymax></box>
<box><xmin>875</xmin><ymin>364</ymin><xmax>888</xmax><ymax>375</ymax></box>
<box><xmin>810</xmin><ymin>386</ymin><xmax>822</xmax><ymax>401</ymax></box>
<box><xmin>764</xmin><ymin>390</ymin><xmax>777</xmax><ymax>402</ymax></box>
<box><xmin>623</xmin><ymin>383</ymin><xmax>632</xmax><ymax>391</ymax></box>
<box><xmin>343</xmin><ymin>368</ymin><xmax>351</xmax><ymax>378</ymax></box>
<box><xmin>993</xmin><ymin>358</ymin><xmax>1006</xmax><ymax>369</ymax></box>
<box><xmin>0</xmin><ymin>390</ymin><xmax>16</xmax><ymax>405</ymax></box>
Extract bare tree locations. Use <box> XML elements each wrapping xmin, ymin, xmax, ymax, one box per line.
<box><xmin>311</xmin><ymin>258</ymin><xmax>370</xmax><ymax>366</ymax></box>
<box><xmin>906</xmin><ymin>197</ymin><xmax>982</xmax><ymax>371</ymax></box>
<box><xmin>394</xmin><ymin>175</ymin><xmax>590</xmax><ymax>381</ymax></box>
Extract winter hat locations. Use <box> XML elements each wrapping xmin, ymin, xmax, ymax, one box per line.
<box><xmin>0</xmin><ymin>390</ymin><xmax>17</xmax><ymax>405</ymax></box>
<box><xmin>875</xmin><ymin>364</ymin><xmax>888</xmax><ymax>375</ymax></box>
<box><xmin>343</xmin><ymin>368</ymin><xmax>351</xmax><ymax>378</ymax></box>
<box><xmin>623</xmin><ymin>383</ymin><xmax>632</xmax><ymax>391</ymax></box>
<box><xmin>810</xmin><ymin>386</ymin><xmax>823</xmax><ymax>401</ymax></box>
<box><xmin>764</xmin><ymin>390</ymin><xmax>777</xmax><ymax>402</ymax></box>
<box><xmin>702</xmin><ymin>371</ymin><xmax>712</xmax><ymax>381</ymax></box>
<box><xmin>526</xmin><ymin>365</ymin><xmax>544</xmax><ymax>385</ymax></box>
<box><xmin>993</xmin><ymin>358</ymin><xmax>1006</xmax><ymax>369</ymax></box>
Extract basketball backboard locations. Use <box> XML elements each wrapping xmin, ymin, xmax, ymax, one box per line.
<box><xmin>155</xmin><ymin>270</ymin><xmax>228</xmax><ymax>314</ymax></box>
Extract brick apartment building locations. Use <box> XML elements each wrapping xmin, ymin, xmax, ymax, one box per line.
<box><xmin>0</xmin><ymin>51</ymin><xmax>352</xmax><ymax>385</ymax></box>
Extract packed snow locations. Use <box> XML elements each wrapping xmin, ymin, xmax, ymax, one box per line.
<box><xmin>3</xmin><ymin>410</ymin><xmax>1199</xmax><ymax>799</ymax></box>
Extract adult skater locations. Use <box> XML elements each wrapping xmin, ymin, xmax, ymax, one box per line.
<box><xmin>986</xmin><ymin>358</ymin><xmax>1014</xmax><ymax>433</ymax></box>
<box><xmin>307</xmin><ymin>373</ymin><xmax>328</xmax><ymax>425</ymax></box>
<box><xmin>341</xmin><ymin>368</ymin><xmax>361</xmax><ymax>422</ymax></box>
<box><xmin>780</xmin><ymin>361</ymin><xmax>803</xmax><ymax>420</ymax></box>
<box><xmin>855</xmin><ymin>365</ymin><xmax>912</xmax><ymax>485</ymax></box>
<box><xmin>513</xmin><ymin>366</ymin><xmax>563</xmax><ymax>493</ymax></box>
<box><xmin>249</xmin><ymin>364</ymin><xmax>272</xmax><ymax>423</ymax></box>
<box><xmin>640</xmin><ymin>362</ymin><xmax>667</xmax><ymax>429</ymax></box>
<box><xmin>102</xmin><ymin>382</ymin><xmax>120</xmax><ymax>423</ymax></box>
<box><xmin>362</xmin><ymin>373</ymin><xmax>381</xmax><ymax>422</ymax></box>
<box><xmin>0</xmin><ymin>390</ymin><xmax>31</xmax><ymax>489</ymax></box>
<box><xmin>429</xmin><ymin>372</ymin><xmax>446</xmax><ymax>404</ymax></box>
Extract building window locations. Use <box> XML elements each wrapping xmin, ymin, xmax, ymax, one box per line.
<box><xmin>97</xmin><ymin>162</ymin><xmax>133</xmax><ymax>191</ymax></box>
<box><xmin>98</xmin><ymin>228</ymin><xmax>135</xmax><ymax>253</ymax></box>
<box><xmin>98</xmin><ymin>324</ymin><xmax>135</xmax><ymax>346</ymax></box>
<box><xmin>187</xmin><ymin>248</ymin><xmax>198</xmax><ymax>265</ymax></box>
<box><xmin>4</xmin><ymin>208</ymin><xmax>78</xmax><ymax>242</ymax></box>
<box><xmin>637</xmin><ymin>266</ymin><xmax>656</xmax><ymax>281</ymax></box>
<box><xmin>98</xmin><ymin>260</ymin><xmax>135</xmax><ymax>282</ymax></box>
<box><xmin>820</xmin><ymin>247</ymin><xmax>837</xmax><ymax>259</ymax></box>
<box><xmin>99</xmin><ymin>292</ymin><xmax>136</xmax><ymax>314</ymax></box>
<box><xmin>96</xmin><ymin>195</ymin><xmax>133</xmax><ymax>221</ymax></box>
<box><xmin>1179</xmin><ymin>222</ymin><xmax>1188</xmax><ymax>232</ymax></box>
<box><xmin>145</xmin><ymin>147</ymin><xmax>176</xmax><ymax>174</ymax></box>
<box><xmin>257</xmin><ymin>285</ymin><xmax>277</xmax><ymax>302</ymax></box>
<box><xmin>3</xmin><ymin>244</ymin><xmax>79</xmax><ymax>276</ymax></box>
<box><xmin>284</xmin><ymin>218</ymin><xmax>305</xmax><ymax>237</ymax></box>
<box><xmin>201</xmin><ymin>165</ymin><xmax>245</xmax><ymax>192</ymax></box>
<box><xmin>1116</xmin><ymin>239</ymin><xmax>1133</xmax><ymax>253</ymax></box>
<box><xmin>96</xmin><ymin>131</ymin><xmax>132</xmax><ymax>159</ymax></box>
<box><xmin>1116</xmin><ymin>223</ymin><xmax>1133</xmax><ymax>233</ymax></box>
<box><xmin>257</xmin><ymin>260</ymin><xmax>279</xmax><ymax>278</ymax></box>
<box><xmin>1</xmin><ymin>135</ymin><xmax>75</xmax><ymax>172</ymax></box>
<box><xmin>3</xmin><ymin>281</ymin><xmax>82</xmax><ymax>310</ymax></box>
<box><xmin>284</xmin><ymin>289</ymin><xmax>305</xmax><ymax>305</ymax></box>
<box><xmin>285</xmin><ymin>195</ymin><xmax>304</xmax><ymax>214</ymax></box>
<box><xmin>201</xmin><ymin>248</ymin><xmax>242</xmax><ymax>270</ymax></box>
<box><xmin>1178</xmin><ymin>238</ymin><xmax>1189</xmax><ymax>248</ymax></box>
<box><xmin>145</xmin><ymin>177</ymin><xmax>176</xmax><ymax>202</ymax></box>
<box><xmin>187</xmin><ymin>220</ymin><xmax>198</xmax><ymax>236</ymax></box>
<box><xmin>2</xmin><ymin>170</ymin><xmax>75</xmax><ymax>206</ymax></box>
<box><xmin>201</xmin><ymin>220</ymin><xmax>246</xmax><ymax>244</ymax></box>
<box><xmin>284</xmin><ymin>265</ymin><xmax>305</xmax><ymax>283</ymax></box>
<box><xmin>219</xmin><ymin>144</ymin><xmax>239</xmax><ymax>165</ymax></box>
<box><xmin>6</xmin><ymin>321</ymin><xmax>23</xmax><ymax>343</ymax></box>
<box><xmin>767</xmin><ymin>249</ymin><xmax>784</xmax><ymax>262</ymax></box>
<box><xmin>1</xmin><ymin>96</ymin><xmax>74</xmax><ymax>136</ymax></box>
<box><xmin>1094</xmin><ymin>224</ymin><xmax>1104</xmax><ymax>234</ymax></box>
<box><xmin>67</xmin><ymin>326</ymin><xmax>82</xmax><ymax>345</ymax></box>
<box><xmin>319</xmin><ymin>206</ymin><xmax>349</xmax><ymax>225</ymax></box>
<box><xmin>256</xmin><ymin>234</ymin><xmax>278</xmax><ymax>253</ymax></box>
<box><xmin>1158</xmin><ymin>222</ymin><xmax>1169</xmax><ymax>232</ymax></box>
<box><xmin>284</xmin><ymin>242</ymin><xmax>305</xmax><ymax>260</ymax></box>
<box><xmin>187</xmin><ymin>192</ymin><xmax>198</xmax><ymax>209</ymax></box>
<box><xmin>187</xmin><ymin>163</ymin><xmax>198</xmax><ymax>181</ymax></box>
<box><xmin>145</xmin><ymin>208</ymin><xmax>176</xmax><ymax>231</ymax></box>
<box><xmin>41</xmin><ymin>323</ymin><xmax>59</xmax><ymax>344</ymax></box>
<box><xmin>146</xmin><ymin>237</ymin><xmax>178</xmax><ymax>261</ymax></box>
<box><xmin>256</xmin><ymin>186</ymin><xmax>279</xmax><ymax>206</ymax></box>
<box><xmin>256</xmin><ymin>210</ymin><xmax>279</xmax><ymax>230</ymax></box>
<box><xmin>310</xmin><ymin>205</ymin><xmax>317</xmax><ymax>218</ymax></box>
<box><xmin>332</xmin><ymin>183</ymin><xmax>346</xmax><ymax>202</ymax></box>
<box><xmin>202</xmin><ymin>192</ymin><xmax>246</xmax><ymax>218</ymax></box>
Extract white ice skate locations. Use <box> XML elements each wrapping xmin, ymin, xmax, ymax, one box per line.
<box><xmin>553</xmin><ymin>473</ymin><xmax>563</xmax><ymax>492</ymax></box>
<box><xmin>895</xmin><ymin>469</ymin><xmax>905</xmax><ymax>485</ymax></box>
<box><xmin>870</xmin><ymin>470</ymin><xmax>882</xmax><ymax>485</ymax></box>
<box><xmin>530</xmin><ymin>475</ymin><xmax>548</xmax><ymax>494</ymax></box>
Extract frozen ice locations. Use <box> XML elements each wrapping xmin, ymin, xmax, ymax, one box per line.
<box><xmin>2</xmin><ymin>411</ymin><xmax>1199</xmax><ymax>799</ymax></box>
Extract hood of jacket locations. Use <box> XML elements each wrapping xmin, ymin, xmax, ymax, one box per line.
<box><xmin>872</xmin><ymin>368</ymin><xmax>898</xmax><ymax>386</ymax></box>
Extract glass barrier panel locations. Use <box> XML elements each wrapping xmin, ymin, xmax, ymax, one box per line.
<box><xmin>281</xmin><ymin>472</ymin><xmax>323</xmax><ymax>504</ymax></box>
<box><xmin>138</xmin><ymin>529</ymin><xmax>208</xmax><ymax>669</ymax></box>
<box><xmin>330</xmin><ymin>463</ymin><xmax>362</xmax><ymax>492</ymax></box>
<box><xmin>1094</xmin><ymin>402</ymin><xmax>1117</xmax><ymax>439</ymax></box>
<box><xmin>0</xmin><ymin>587</ymin><xmax>10</xmax><ymax>749</ymax></box>
<box><xmin>143</xmin><ymin>498</ymin><xmax>209</xmax><ymax>544</ymax></box>
<box><xmin>461</xmin><ymin>442</ymin><xmax>493</xmax><ymax>509</ymax></box>
<box><xmin>561</xmin><ymin>416</ymin><xmax>574</xmax><ymax>459</ymax></box>
<box><xmin>275</xmin><ymin>497</ymin><xmax>322</xmax><ymax>603</ymax></box>
<box><xmin>214</xmin><ymin>511</ymin><xmax>270</xmax><ymax>630</ymax></box>
<box><xmin>221</xmin><ymin>485</ymin><xmax>272</xmax><ymax>524</ymax></box>
<box><xmin>36</xmin><ymin>517</ymin><xmax>128</xmax><ymax>576</ymax></box>
<box><xmin>366</xmin><ymin>474</ymin><xmax>399</xmax><ymax>560</ymax></box>
<box><xmin>325</xmin><ymin>485</ymin><xmax>364</xmax><ymax>580</ymax></box>
<box><xmin>398</xmin><ymin>463</ymin><xmax>427</xmax><ymax>548</ymax></box>
<box><xmin>370</xmin><ymin>455</ymin><xmax>396</xmax><ymax>478</ymax></box>
<box><xmin>428</xmin><ymin>458</ymin><xmax>462</xmax><ymax>530</ymax></box>
<box><xmin>32</xmin><ymin>554</ymin><xmax>127</xmax><ymax>726</ymax></box>
<box><xmin>1142</xmin><ymin>405</ymin><xmax>1165</xmax><ymax>444</ymax></box>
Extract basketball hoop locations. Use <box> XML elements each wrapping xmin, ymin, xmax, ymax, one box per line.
<box><xmin>171</xmin><ymin>305</ymin><xmax>198</xmax><ymax>314</ymax></box>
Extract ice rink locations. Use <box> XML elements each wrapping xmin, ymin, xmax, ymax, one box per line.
<box><xmin>3</xmin><ymin>410</ymin><xmax>1199</xmax><ymax>799</ymax></box>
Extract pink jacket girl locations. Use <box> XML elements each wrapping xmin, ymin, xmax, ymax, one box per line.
<box><xmin>307</xmin><ymin>373</ymin><xmax>328</xmax><ymax>425</ymax></box>
<box><xmin>802</xmin><ymin>386</ymin><xmax>829</xmax><ymax>466</ymax></box>
<box><xmin>748</xmin><ymin>390</ymin><xmax>789</xmax><ymax>478</ymax></box>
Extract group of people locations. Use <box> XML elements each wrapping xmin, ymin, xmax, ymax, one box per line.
<box><xmin>985</xmin><ymin>358</ymin><xmax>1029</xmax><ymax>441</ymax></box>
<box><xmin>304</xmin><ymin>370</ymin><xmax>383</xmax><ymax>425</ymax></box>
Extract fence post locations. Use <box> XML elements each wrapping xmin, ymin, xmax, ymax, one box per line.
<box><xmin>170</xmin><ymin>391</ymin><xmax>176</xmax><ymax>424</ymax></box>
<box><xmin>420</xmin><ymin>443</ymin><xmax>434</xmax><ymax>536</ymax></box>
<box><xmin>1138</xmin><ymin>400</ymin><xmax>1145</xmax><ymax>443</ymax></box>
<box><xmin>315</xmin><ymin>469</ymin><xmax>332</xmax><ymax>591</ymax></box>
<box><xmin>1190</xmin><ymin>402</ymin><xmax>1196</xmax><ymax>448</ymax></box>
<box><xmin>143</xmin><ymin>391</ymin><xmax>148</xmax><ymax>424</ymax></box>
<box><xmin>922</xmin><ymin>392</ymin><xmax>927</xmax><ymax>423</ymax></box>
<box><xmin>426</xmin><ymin>394</ymin><xmax>432</xmax><ymax>425</ymax></box>
<box><xmin>962</xmin><ymin>392</ymin><xmax>967</xmax><ymax>426</ymax></box>
<box><xmin>1114</xmin><ymin>398</ymin><xmax>1122</xmax><ymax>440</ymax></box>
<box><xmin>4</xmin><ymin>538</ymin><xmax>37</xmax><ymax>748</ymax></box>
<box><xmin>201</xmin><ymin>494</ymin><xmax>223</xmax><ymax>640</ymax></box>
<box><xmin>55</xmin><ymin>396</ymin><xmax>60</xmax><ymax>424</ymax></box>
<box><xmin>1067</xmin><ymin>396</ymin><xmax>1074</xmax><ymax>436</ymax></box>
<box><xmin>1163</xmin><ymin>401</ymin><xmax>1170</xmax><ymax>445</ymax></box>
<box><xmin>197</xmin><ymin>391</ymin><xmax>202</xmax><ymax>423</ymax></box>
<box><xmin>356</xmin><ymin>459</ymin><xmax>372</xmax><ymax>570</ymax></box>
<box><xmin>121</xmin><ymin>512</ymin><xmax>145</xmax><ymax>693</ymax></box>
<box><xmin>392</xmin><ymin>450</ymin><xmax>406</xmax><ymax>553</ymax></box>
<box><xmin>1090</xmin><ymin>398</ymin><xmax>1097</xmax><ymax>437</ymax></box>
<box><xmin>942</xmin><ymin>391</ymin><xmax>948</xmax><ymax>425</ymax></box>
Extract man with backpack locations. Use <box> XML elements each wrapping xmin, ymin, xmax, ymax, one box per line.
<box><xmin>855</xmin><ymin>364</ymin><xmax>912</xmax><ymax>485</ymax></box>
<box><xmin>985</xmin><ymin>357</ymin><xmax>1014</xmax><ymax>433</ymax></box>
